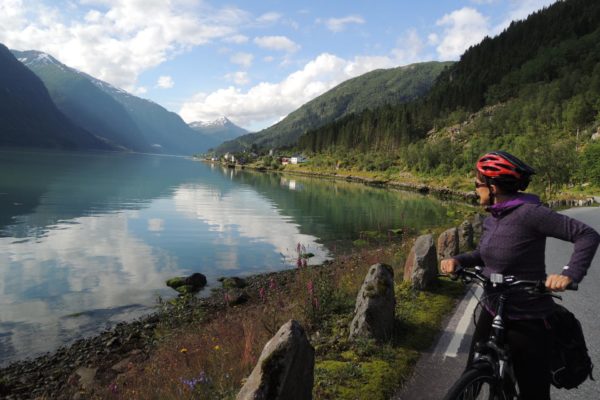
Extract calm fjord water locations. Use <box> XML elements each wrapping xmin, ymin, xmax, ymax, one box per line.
<box><xmin>0</xmin><ymin>150</ymin><xmax>457</xmax><ymax>365</ymax></box>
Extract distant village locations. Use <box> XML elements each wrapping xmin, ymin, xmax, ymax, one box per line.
<box><xmin>203</xmin><ymin>149</ymin><xmax>308</xmax><ymax>169</ymax></box>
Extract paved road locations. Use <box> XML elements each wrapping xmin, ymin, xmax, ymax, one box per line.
<box><xmin>394</xmin><ymin>206</ymin><xmax>600</xmax><ymax>400</ymax></box>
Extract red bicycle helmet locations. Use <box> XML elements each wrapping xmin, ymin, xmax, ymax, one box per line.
<box><xmin>476</xmin><ymin>151</ymin><xmax>535</xmax><ymax>190</ymax></box>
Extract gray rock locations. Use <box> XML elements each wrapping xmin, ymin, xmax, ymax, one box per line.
<box><xmin>458</xmin><ymin>220</ymin><xmax>474</xmax><ymax>252</ymax></box>
<box><xmin>166</xmin><ymin>272</ymin><xmax>207</xmax><ymax>293</ymax></box>
<box><xmin>349</xmin><ymin>263</ymin><xmax>396</xmax><ymax>341</ymax></box>
<box><xmin>225</xmin><ymin>289</ymin><xmax>250</xmax><ymax>306</ymax></box>
<box><xmin>236</xmin><ymin>320</ymin><xmax>314</xmax><ymax>400</ymax></box>
<box><xmin>184</xmin><ymin>273</ymin><xmax>207</xmax><ymax>288</ymax></box>
<box><xmin>437</xmin><ymin>228</ymin><xmax>459</xmax><ymax>262</ymax></box>
<box><xmin>219</xmin><ymin>276</ymin><xmax>248</xmax><ymax>289</ymax></box>
<box><xmin>470</xmin><ymin>214</ymin><xmax>485</xmax><ymax>241</ymax></box>
<box><xmin>403</xmin><ymin>234</ymin><xmax>437</xmax><ymax>290</ymax></box>
<box><xmin>72</xmin><ymin>367</ymin><xmax>97</xmax><ymax>390</ymax></box>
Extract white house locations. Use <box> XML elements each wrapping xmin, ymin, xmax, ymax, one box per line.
<box><xmin>290</xmin><ymin>155</ymin><xmax>306</xmax><ymax>164</ymax></box>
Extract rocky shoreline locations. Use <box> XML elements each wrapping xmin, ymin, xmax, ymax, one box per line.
<box><xmin>0</xmin><ymin>267</ymin><xmax>304</xmax><ymax>400</ymax></box>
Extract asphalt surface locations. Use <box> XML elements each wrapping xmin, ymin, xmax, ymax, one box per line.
<box><xmin>394</xmin><ymin>206</ymin><xmax>600</xmax><ymax>400</ymax></box>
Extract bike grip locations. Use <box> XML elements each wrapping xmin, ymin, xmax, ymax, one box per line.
<box><xmin>566</xmin><ymin>281</ymin><xmax>578</xmax><ymax>291</ymax></box>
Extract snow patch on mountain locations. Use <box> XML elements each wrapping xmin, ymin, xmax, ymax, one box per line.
<box><xmin>190</xmin><ymin>116</ymin><xmax>231</xmax><ymax>128</ymax></box>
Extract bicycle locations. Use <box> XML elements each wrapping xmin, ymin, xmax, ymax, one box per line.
<box><xmin>441</xmin><ymin>266</ymin><xmax>577</xmax><ymax>400</ymax></box>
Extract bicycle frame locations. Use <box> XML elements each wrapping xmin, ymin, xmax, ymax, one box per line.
<box><xmin>471</xmin><ymin>291</ymin><xmax>519</xmax><ymax>398</ymax></box>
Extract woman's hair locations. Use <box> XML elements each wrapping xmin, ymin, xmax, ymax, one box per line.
<box><xmin>476</xmin><ymin>170</ymin><xmax>522</xmax><ymax>193</ymax></box>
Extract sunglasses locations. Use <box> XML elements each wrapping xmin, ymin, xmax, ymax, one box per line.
<box><xmin>474</xmin><ymin>182</ymin><xmax>487</xmax><ymax>189</ymax></box>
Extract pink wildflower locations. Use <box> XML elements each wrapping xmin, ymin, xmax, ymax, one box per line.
<box><xmin>296</xmin><ymin>257</ymin><xmax>302</xmax><ymax>268</ymax></box>
<box><xmin>302</xmin><ymin>258</ymin><xmax>307</xmax><ymax>268</ymax></box>
<box><xmin>259</xmin><ymin>286</ymin><xmax>266</xmax><ymax>301</ymax></box>
<box><xmin>269</xmin><ymin>277</ymin><xmax>277</xmax><ymax>290</ymax></box>
<box><xmin>307</xmin><ymin>280</ymin><xmax>314</xmax><ymax>297</ymax></box>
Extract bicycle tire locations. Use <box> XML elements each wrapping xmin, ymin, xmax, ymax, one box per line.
<box><xmin>443</xmin><ymin>368</ymin><xmax>510</xmax><ymax>400</ymax></box>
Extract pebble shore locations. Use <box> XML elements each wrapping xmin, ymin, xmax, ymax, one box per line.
<box><xmin>0</xmin><ymin>268</ymin><xmax>301</xmax><ymax>400</ymax></box>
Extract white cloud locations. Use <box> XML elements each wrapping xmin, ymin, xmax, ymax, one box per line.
<box><xmin>436</xmin><ymin>7</ymin><xmax>490</xmax><ymax>60</ymax></box>
<box><xmin>230</xmin><ymin>52</ymin><xmax>254</xmax><ymax>67</ymax></box>
<box><xmin>222</xmin><ymin>34</ymin><xmax>248</xmax><ymax>44</ymax></box>
<box><xmin>494</xmin><ymin>0</ymin><xmax>556</xmax><ymax>34</ymax></box>
<box><xmin>180</xmin><ymin>52</ymin><xmax>404</xmax><ymax>129</ymax></box>
<box><xmin>156</xmin><ymin>75</ymin><xmax>174</xmax><ymax>88</ymax></box>
<box><xmin>256</xmin><ymin>12</ymin><xmax>282</xmax><ymax>24</ymax></box>
<box><xmin>0</xmin><ymin>0</ymin><xmax>250</xmax><ymax>91</ymax></box>
<box><xmin>391</xmin><ymin>29</ymin><xmax>425</xmax><ymax>65</ymax></box>
<box><xmin>428</xmin><ymin>33</ymin><xmax>439</xmax><ymax>45</ymax></box>
<box><xmin>321</xmin><ymin>15</ymin><xmax>365</xmax><ymax>32</ymax></box>
<box><xmin>254</xmin><ymin>35</ymin><xmax>300</xmax><ymax>53</ymax></box>
<box><xmin>225</xmin><ymin>71</ymin><xmax>250</xmax><ymax>85</ymax></box>
<box><xmin>263</xmin><ymin>55</ymin><xmax>275</xmax><ymax>63</ymax></box>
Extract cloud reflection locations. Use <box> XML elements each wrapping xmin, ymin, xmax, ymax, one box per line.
<box><xmin>173</xmin><ymin>183</ymin><xmax>329</xmax><ymax>268</ymax></box>
<box><xmin>0</xmin><ymin>212</ymin><xmax>179</xmax><ymax>365</ymax></box>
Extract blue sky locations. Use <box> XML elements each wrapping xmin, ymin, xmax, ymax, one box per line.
<box><xmin>0</xmin><ymin>0</ymin><xmax>556</xmax><ymax>131</ymax></box>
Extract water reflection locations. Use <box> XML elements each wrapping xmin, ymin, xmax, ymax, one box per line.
<box><xmin>0</xmin><ymin>150</ymin><xmax>459</xmax><ymax>365</ymax></box>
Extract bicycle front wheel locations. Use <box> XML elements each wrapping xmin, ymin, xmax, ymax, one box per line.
<box><xmin>443</xmin><ymin>368</ymin><xmax>510</xmax><ymax>400</ymax></box>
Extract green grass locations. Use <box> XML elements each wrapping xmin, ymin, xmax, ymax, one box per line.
<box><xmin>312</xmin><ymin>279</ymin><xmax>464</xmax><ymax>400</ymax></box>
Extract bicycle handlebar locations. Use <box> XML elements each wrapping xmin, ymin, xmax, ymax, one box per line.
<box><xmin>442</xmin><ymin>265</ymin><xmax>578</xmax><ymax>291</ymax></box>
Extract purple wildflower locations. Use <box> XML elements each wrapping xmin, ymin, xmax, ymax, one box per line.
<box><xmin>259</xmin><ymin>286</ymin><xmax>266</xmax><ymax>301</ymax></box>
<box><xmin>307</xmin><ymin>280</ymin><xmax>314</xmax><ymax>297</ymax></box>
<box><xmin>108</xmin><ymin>382</ymin><xmax>118</xmax><ymax>394</ymax></box>
<box><xmin>181</xmin><ymin>372</ymin><xmax>210</xmax><ymax>390</ymax></box>
<box><xmin>269</xmin><ymin>277</ymin><xmax>277</xmax><ymax>290</ymax></box>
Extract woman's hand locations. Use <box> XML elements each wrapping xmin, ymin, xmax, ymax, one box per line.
<box><xmin>440</xmin><ymin>258</ymin><xmax>458</xmax><ymax>275</ymax></box>
<box><xmin>545</xmin><ymin>274</ymin><xmax>573</xmax><ymax>292</ymax></box>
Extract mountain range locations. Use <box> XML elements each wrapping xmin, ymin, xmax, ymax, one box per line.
<box><xmin>0</xmin><ymin>44</ymin><xmax>111</xmax><ymax>151</ymax></box>
<box><xmin>216</xmin><ymin>61</ymin><xmax>453</xmax><ymax>153</ymax></box>
<box><xmin>12</xmin><ymin>50</ymin><xmax>223</xmax><ymax>155</ymax></box>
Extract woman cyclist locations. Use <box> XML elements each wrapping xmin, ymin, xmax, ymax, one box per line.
<box><xmin>440</xmin><ymin>151</ymin><xmax>600</xmax><ymax>400</ymax></box>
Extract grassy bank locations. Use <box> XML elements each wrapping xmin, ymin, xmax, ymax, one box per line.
<box><xmin>240</xmin><ymin>154</ymin><xmax>600</xmax><ymax>202</ymax></box>
<box><xmin>89</xmin><ymin>231</ymin><xmax>465</xmax><ymax>400</ymax></box>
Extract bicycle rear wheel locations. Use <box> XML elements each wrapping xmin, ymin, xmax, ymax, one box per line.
<box><xmin>443</xmin><ymin>368</ymin><xmax>509</xmax><ymax>400</ymax></box>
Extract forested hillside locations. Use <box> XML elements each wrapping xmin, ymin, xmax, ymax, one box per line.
<box><xmin>217</xmin><ymin>61</ymin><xmax>452</xmax><ymax>153</ymax></box>
<box><xmin>0</xmin><ymin>44</ymin><xmax>111</xmax><ymax>150</ymax></box>
<box><xmin>298</xmin><ymin>0</ymin><xmax>600</xmax><ymax>190</ymax></box>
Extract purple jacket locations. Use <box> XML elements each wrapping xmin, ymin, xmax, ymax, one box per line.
<box><xmin>454</xmin><ymin>193</ymin><xmax>600</xmax><ymax>318</ymax></box>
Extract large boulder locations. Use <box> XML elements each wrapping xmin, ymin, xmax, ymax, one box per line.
<box><xmin>458</xmin><ymin>220</ymin><xmax>474</xmax><ymax>252</ymax></box>
<box><xmin>403</xmin><ymin>234</ymin><xmax>437</xmax><ymax>290</ymax></box>
<box><xmin>437</xmin><ymin>228</ymin><xmax>459</xmax><ymax>262</ymax></box>
<box><xmin>349</xmin><ymin>263</ymin><xmax>396</xmax><ymax>342</ymax></box>
<box><xmin>166</xmin><ymin>272</ymin><xmax>207</xmax><ymax>294</ymax></box>
<box><xmin>219</xmin><ymin>276</ymin><xmax>248</xmax><ymax>289</ymax></box>
<box><xmin>236</xmin><ymin>320</ymin><xmax>314</xmax><ymax>400</ymax></box>
<box><xmin>471</xmin><ymin>214</ymin><xmax>485</xmax><ymax>242</ymax></box>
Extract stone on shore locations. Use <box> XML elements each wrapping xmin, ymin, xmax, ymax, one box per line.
<box><xmin>349</xmin><ymin>263</ymin><xmax>396</xmax><ymax>342</ymax></box>
<box><xmin>166</xmin><ymin>272</ymin><xmax>207</xmax><ymax>293</ymax></box>
<box><xmin>437</xmin><ymin>228</ymin><xmax>459</xmax><ymax>262</ymax></box>
<box><xmin>403</xmin><ymin>234</ymin><xmax>437</xmax><ymax>290</ymax></box>
<box><xmin>219</xmin><ymin>276</ymin><xmax>248</xmax><ymax>289</ymax></box>
<box><xmin>458</xmin><ymin>220</ymin><xmax>474</xmax><ymax>252</ymax></box>
<box><xmin>470</xmin><ymin>214</ymin><xmax>485</xmax><ymax>241</ymax></box>
<box><xmin>236</xmin><ymin>320</ymin><xmax>314</xmax><ymax>400</ymax></box>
